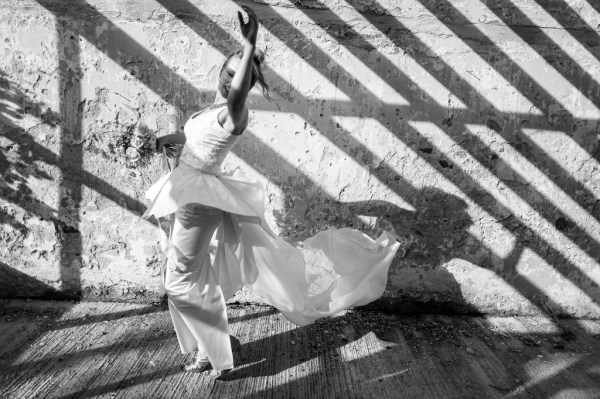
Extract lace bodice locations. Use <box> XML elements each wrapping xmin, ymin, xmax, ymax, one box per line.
<box><xmin>180</xmin><ymin>105</ymin><xmax>241</xmax><ymax>174</ymax></box>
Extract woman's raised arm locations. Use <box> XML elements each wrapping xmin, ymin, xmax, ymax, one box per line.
<box><xmin>226</xmin><ymin>6</ymin><xmax>258</xmax><ymax>127</ymax></box>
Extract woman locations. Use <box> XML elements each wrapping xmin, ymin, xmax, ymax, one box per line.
<box><xmin>143</xmin><ymin>6</ymin><xmax>399</xmax><ymax>379</ymax></box>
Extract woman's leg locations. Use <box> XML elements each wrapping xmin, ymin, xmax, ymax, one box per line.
<box><xmin>163</xmin><ymin>204</ymin><xmax>234</xmax><ymax>371</ymax></box>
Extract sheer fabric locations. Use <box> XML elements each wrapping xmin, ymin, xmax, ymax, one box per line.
<box><xmin>144</xmin><ymin>164</ymin><xmax>399</xmax><ymax>326</ymax></box>
<box><xmin>143</xmin><ymin>105</ymin><xmax>400</xmax><ymax>327</ymax></box>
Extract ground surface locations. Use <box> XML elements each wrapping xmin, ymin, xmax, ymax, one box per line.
<box><xmin>0</xmin><ymin>300</ymin><xmax>599</xmax><ymax>399</ymax></box>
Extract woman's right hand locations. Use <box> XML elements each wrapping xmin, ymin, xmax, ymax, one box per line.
<box><xmin>238</xmin><ymin>6</ymin><xmax>258</xmax><ymax>46</ymax></box>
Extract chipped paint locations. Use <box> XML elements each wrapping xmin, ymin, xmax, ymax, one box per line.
<box><xmin>1</xmin><ymin>0</ymin><xmax>599</xmax><ymax>317</ymax></box>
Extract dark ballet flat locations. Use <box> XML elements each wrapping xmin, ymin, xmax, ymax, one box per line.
<box><xmin>230</xmin><ymin>335</ymin><xmax>242</xmax><ymax>356</ymax></box>
<box><xmin>182</xmin><ymin>359</ymin><xmax>211</xmax><ymax>373</ymax></box>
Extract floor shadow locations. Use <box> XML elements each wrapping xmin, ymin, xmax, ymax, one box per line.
<box><xmin>339</xmin><ymin>189</ymin><xmax>482</xmax><ymax>315</ymax></box>
<box><xmin>0</xmin><ymin>301</ymin><xmax>174</xmax><ymax>399</ymax></box>
<box><xmin>3</xmin><ymin>319</ymin><xmax>169</xmax><ymax>376</ymax></box>
<box><xmin>232</xmin><ymin>311</ymin><xmax>600</xmax><ymax>399</ymax></box>
<box><xmin>0</xmin><ymin>299</ymin><xmax>74</xmax><ymax>386</ymax></box>
<box><xmin>222</xmin><ymin>312</ymin><xmax>366</xmax><ymax>380</ymax></box>
<box><xmin>50</xmin><ymin>303</ymin><xmax>166</xmax><ymax>331</ymax></box>
<box><xmin>2</xmin><ymin>303</ymin><xmax>599</xmax><ymax>398</ymax></box>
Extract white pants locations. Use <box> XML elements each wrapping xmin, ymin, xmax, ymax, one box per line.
<box><xmin>163</xmin><ymin>204</ymin><xmax>233</xmax><ymax>371</ymax></box>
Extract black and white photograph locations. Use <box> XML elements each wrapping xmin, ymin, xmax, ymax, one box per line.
<box><xmin>1</xmin><ymin>0</ymin><xmax>599</xmax><ymax>398</ymax></box>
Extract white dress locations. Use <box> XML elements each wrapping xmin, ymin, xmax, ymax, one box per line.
<box><xmin>143</xmin><ymin>104</ymin><xmax>400</xmax><ymax>368</ymax></box>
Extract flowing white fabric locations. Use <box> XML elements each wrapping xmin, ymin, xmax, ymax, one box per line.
<box><xmin>144</xmin><ymin>161</ymin><xmax>400</xmax><ymax>326</ymax></box>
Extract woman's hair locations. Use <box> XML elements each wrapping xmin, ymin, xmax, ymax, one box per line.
<box><xmin>220</xmin><ymin>48</ymin><xmax>270</xmax><ymax>100</ymax></box>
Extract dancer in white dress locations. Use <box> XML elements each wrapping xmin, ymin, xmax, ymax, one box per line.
<box><xmin>143</xmin><ymin>6</ymin><xmax>399</xmax><ymax>378</ymax></box>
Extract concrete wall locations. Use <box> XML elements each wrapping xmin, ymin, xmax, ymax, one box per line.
<box><xmin>1</xmin><ymin>0</ymin><xmax>599</xmax><ymax>317</ymax></box>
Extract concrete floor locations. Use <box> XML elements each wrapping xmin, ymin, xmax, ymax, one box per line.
<box><xmin>0</xmin><ymin>300</ymin><xmax>599</xmax><ymax>399</ymax></box>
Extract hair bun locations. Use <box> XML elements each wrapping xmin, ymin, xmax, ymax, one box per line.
<box><xmin>254</xmin><ymin>49</ymin><xmax>265</xmax><ymax>64</ymax></box>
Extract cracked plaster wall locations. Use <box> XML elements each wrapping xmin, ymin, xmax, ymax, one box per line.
<box><xmin>1</xmin><ymin>0</ymin><xmax>600</xmax><ymax>317</ymax></box>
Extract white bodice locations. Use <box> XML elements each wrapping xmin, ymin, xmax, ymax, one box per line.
<box><xmin>180</xmin><ymin>105</ymin><xmax>241</xmax><ymax>174</ymax></box>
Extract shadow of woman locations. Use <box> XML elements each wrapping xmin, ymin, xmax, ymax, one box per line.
<box><xmin>337</xmin><ymin>186</ymin><xmax>481</xmax><ymax>316</ymax></box>
<box><xmin>219</xmin><ymin>187</ymin><xmax>479</xmax><ymax>382</ymax></box>
<box><xmin>220</xmin><ymin>311</ymin><xmax>367</xmax><ymax>381</ymax></box>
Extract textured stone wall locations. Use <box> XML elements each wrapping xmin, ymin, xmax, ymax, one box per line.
<box><xmin>1</xmin><ymin>0</ymin><xmax>599</xmax><ymax>317</ymax></box>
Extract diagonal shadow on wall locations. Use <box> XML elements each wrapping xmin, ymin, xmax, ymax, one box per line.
<box><xmin>284</xmin><ymin>0</ymin><xmax>600</xmax><ymax>238</ymax></box>
<box><xmin>251</xmin><ymin>1</ymin><xmax>600</xmax><ymax>312</ymax></box>
<box><xmin>303</xmin><ymin>0</ymin><xmax>600</xmax><ymax>305</ymax></box>
<box><xmin>1</xmin><ymin>51</ymin><xmax>156</xmax><ymax>300</ymax></box>
<box><xmin>518</xmin><ymin>0</ymin><xmax>600</xmax><ymax>65</ymax></box>
<box><xmin>476</xmin><ymin>0</ymin><xmax>600</xmax><ymax>111</ymax></box>
<box><xmin>1</xmin><ymin>115</ymin><xmax>152</xmax><ymax>222</ymax></box>
<box><xmin>31</xmin><ymin>0</ymin><xmax>314</xmax><ymax>194</ymax></box>
<box><xmin>26</xmin><ymin>0</ymin><xmax>600</xmax><ymax>319</ymax></box>
<box><xmin>152</xmin><ymin>0</ymin><xmax>599</xmax><ymax>328</ymax></box>
<box><xmin>409</xmin><ymin>0</ymin><xmax>600</xmax><ymax>207</ymax></box>
<box><xmin>102</xmin><ymin>0</ymin><xmax>600</xmax><ymax>335</ymax></box>
<box><xmin>16</xmin><ymin>0</ymin><xmax>596</xmax><ymax>332</ymax></box>
<box><xmin>10</xmin><ymin>0</ymin><xmax>499</xmax><ymax>336</ymax></box>
<box><xmin>0</xmin><ymin>72</ymin><xmax>58</xmax><ymax>237</ymax></box>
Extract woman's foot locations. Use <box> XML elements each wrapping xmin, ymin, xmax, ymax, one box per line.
<box><xmin>182</xmin><ymin>359</ymin><xmax>211</xmax><ymax>373</ymax></box>
<box><xmin>183</xmin><ymin>338</ymin><xmax>240</xmax><ymax>376</ymax></box>
<box><xmin>209</xmin><ymin>368</ymin><xmax>232</xmax><ymax>380</ymax></box>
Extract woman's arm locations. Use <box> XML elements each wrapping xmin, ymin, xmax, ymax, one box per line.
<box><xmin>158</xmin><ymin>133</ymin><xmax>186</xmax><ymax>146</ymax></box>
<box><xmin>226</xmin><ymin>6</ymin><xmax>258</xmax><ymax>127</ymax></box>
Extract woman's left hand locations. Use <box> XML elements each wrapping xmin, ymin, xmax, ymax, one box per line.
<box><xmin>156</xmin><ymin>136</ymin><xmax>180</xmax><ymax>158</ymax></box>
<box><xmin>238</xmin><ymin>6</ymin><xmax>258</xmax><ymax>46</ymax></box>
<box><xmin>162</xmin><ymin>144</ymin><xmax>180</xmax><ymax>159</ymax></box>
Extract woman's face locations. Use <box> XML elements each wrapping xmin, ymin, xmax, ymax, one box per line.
<box><xmin>218</xmin><ymin>56</ymin><xmax>241</xmax><ymax>98</ymax></box>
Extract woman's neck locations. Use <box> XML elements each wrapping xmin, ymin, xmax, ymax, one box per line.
<box><xmin>214</xmin><ymin>93</ymin><xmax>227</xmax><ymax>104</ymax></box>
